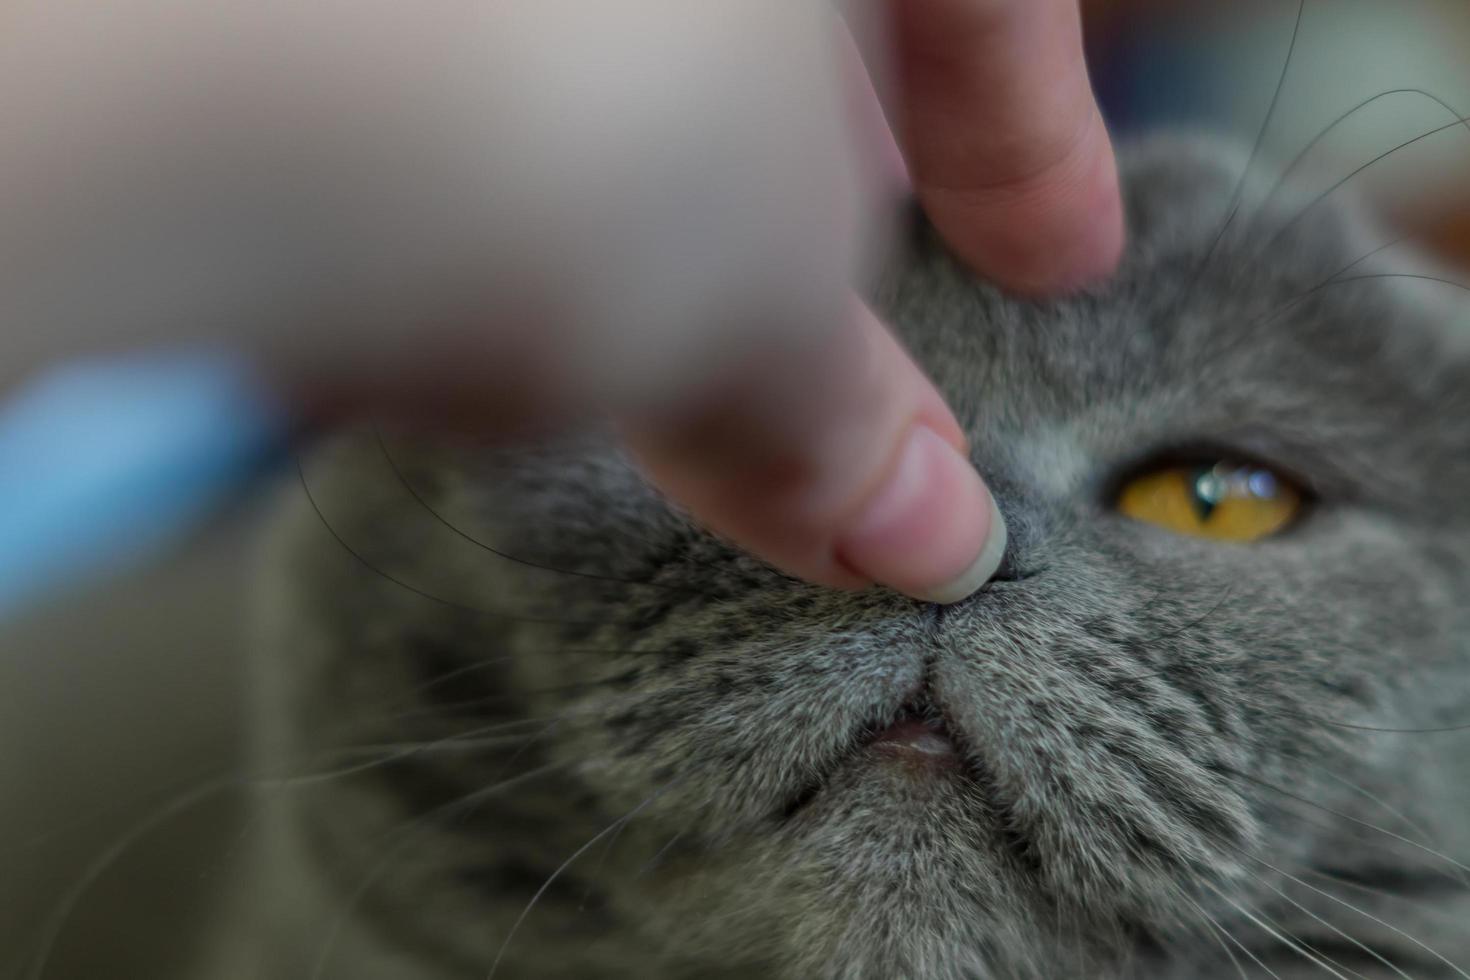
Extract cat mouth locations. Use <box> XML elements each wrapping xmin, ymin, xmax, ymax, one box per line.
<box><xmin>865</xmin><ymin>708</ymin><xmax>963</xmax><ymax>768</ymax></box>
<box><xmin>780</xmin><ymin>696</ymin><xmax>965</xmax><ymax>820</ymax></box>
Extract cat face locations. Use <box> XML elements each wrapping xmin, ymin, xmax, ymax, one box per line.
<box><xmin>280</xmin><ymin>138</ymin><xmax>1470</xmax><ymax>979</ymax></box>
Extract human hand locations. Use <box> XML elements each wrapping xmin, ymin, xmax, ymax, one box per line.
<box><xmin>0</xmin><ymin>1</ymin><xmax>1121</xmax><ymax>611</ymax></box>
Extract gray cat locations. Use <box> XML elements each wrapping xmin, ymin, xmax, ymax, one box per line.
<box><xmin>207</xmin><ymin>137</ymin><xmax>1470</xmax><ymax>979</ymax></box>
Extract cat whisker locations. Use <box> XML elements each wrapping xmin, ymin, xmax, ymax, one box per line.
<box><xmin>1300</xmin><ymin>868</ymin><xmax>1466</xmax><ymax>928</ymax></box>
<box><xmin>398</xmin><ymin>645</ymin><xmax>656</xmax><ymax>704</ymax></box>
<box><xmin>1265</xmin><ymin>114</ymin><xmax>1470</xmax><ymax>250</ymax></box>
<box><xmin>263</xmin><ymin>718</ymin><xmax>573</xmax><ymax>790</ymax></box>
<box><xmin>298</xmin><ymin>732</ymin><xmax>550</xmax><ymax>760</ymax></box>
<box><xmin>22</xmin><ymin>726</ymin><xmax>572</xmax><ymax>980</ymax></box>
<box><xmin>1179</xmin><ymin>891</ymin><xmax>1260</xmax><ymax>980</ymax></box>
<box><xmin>360</xmin><ymin>677</ymin><xmax>638</xmax><ymax>723</ymax></box>
<box><xmin>634</xmin><ymin>830</ymin><xmax>686</xmax><ymax>880</ymax></box>
<box><xmin>309</xmin><ymin>760</ymin><xmax>568</xmax><ymax>980</ymax></box>
<box><xmin>181</xmin><ymin>715</ymin><xmax>578</xmax><ymax>832</ymax></box>
<box><xmin>1222</xmin><ymin>768</ymin><xmax>1470</xmax><ymax>885</ymax></box>
<box><xmin>1237</xmin><ymin>864</ymin><xmax>1415</xmax><ymax>980</ymax></box>
<box><xmin>1250</xmin><ymin>797</ymin><xmax>1463</xmax><ymax>895</ymax></box>
<box><xmin>5</xmin><ymin>760</ymin><xmax>227</xmax><ymax>858</ymax></box>
<box><xmin>1244</xmin><ymin>235</ymin><xmax>1412</xmax><ymax>334</ymax></box>
<box><xmin>1259</xmin><ymin>269</ymin><xmax>1470</xmax><ymax>338</ymax></box>
<box><xmin>1178</xmin><ymin>0</ymin><xmax>1306</xmax><ymax>308</ymax></box>
<box><xmin>1132</xmin><ymin>675</ymin><xmax>1470</xmax><ymax>758</ymax></box>
<box><xmin>486</xmin><ymin>781</ymin><xmax>675</xmax><ymax>980</ymax></box>
<box><xmin>23</xmin><ymin>773</ymin><xmax>243</xmax><ymax>980</ymax></box>
<box><xmin>1306</xmin><ymin>271</ymin><xmax>1470</xmax><ymax>298</ymax></box>
<box><xmin>1252</xmin><ymin>88</ymin><xmax>1470</xmax><ymax>226</ymax></box>
<box><xmin>296</xmin><ymin>458</ymin><xmax>610</xmax><ymax>628</ymax></box>
<box><xmin>1240</xmin><ymin>852</ymin><xmax>1470</xmax><ymax>980</ymax></box>
<box><xmin>329</xmin><ymin>679</ymin><xmax>638</xmax><ymax>737</ymax></box>
<box><xmin>577</xmin><ymin>818</ymin><xmax>630</xmax><ymax>913</ymax></box>
<box><xmin>373</xmin><ymin>427</ymin><xmax>729</xmax><ymax>593</ymax></box>
<box><xmin>1276</xmin><ymin>709</ymin><xmax>1470</xmax><ymax>735</ymax></box>
<box><xmin>342</xmin><ymin>711</ymin><xmax>582</xmax><ymax>740</ymax></box>
<box><xmin>1149</xmin><ymin>584</ymin><xmax>1238</xmax><ymax>643</ymax></box>
<box><xmin>1201</xmin><ymin>879</ymin><xmax>1357</xmax><ymax>980</ymax></box>
<box><xmin>1321</xmin><ymin>237</ymin><xmax>1410</xmax><ymax>281</ymax></box>
<box><xmin>1071</xmin><ymin>584</ymin><xmax>1238</xmax><ymax>683</ymax></box>
<box><xmin>1299</xmin><ymin>762</ymin><xmax>1461</xmax><ymax>887</ymax></box>
<box><xmin>6</xmin><ymin>713</ymin><xmax>565</xmax><ymax>875</ymax></box>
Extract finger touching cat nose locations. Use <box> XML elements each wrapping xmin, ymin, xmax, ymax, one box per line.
<box><xmin>624</xmin><ymin>298</ymin><xmax>1007</xmax><ymax>604</ymax></box>
<box><xmin>834</xmin><ymin>424</ymin><xmax>1008</xmax><ymax>604</ymax></box>
<box><xmin>877</xmin><ymin>0</ymin><xmax>1126</xmax><ymax>293</ymax></box>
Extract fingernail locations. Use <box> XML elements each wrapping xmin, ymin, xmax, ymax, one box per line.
<box><xmin>836</xmin><ymin>425</ymin><xmax>1008</xmax><ymax>604</ymax></box>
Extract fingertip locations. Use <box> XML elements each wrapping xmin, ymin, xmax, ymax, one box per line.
<box><xmin>920</xmin><ymin>491</ymin><xmax>1007</xmax><ymax>605</ymax></box>
<box><xmin>834</xmin><ymin>423</ymin><xmax>1006</xmax><ymax>604</ymax></box>
<box><xmin>626</xmin><ymin>296</ymin><xmax>994</xmax><ymax>602</ymax></box>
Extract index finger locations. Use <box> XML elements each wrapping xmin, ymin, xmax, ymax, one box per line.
<box><xmin>881</xmin><ymin>0</ymin><xmax>1125</xmax><ymax>294</ymax></box>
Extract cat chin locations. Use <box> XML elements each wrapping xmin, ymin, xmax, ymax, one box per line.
<box><xmin>721</xmin><ymin>741</ymin><xmax>1240</xmax><ymax>968</ymax></box>
<box><xmin>644</xmin><ymin>759</ymin><xmax>1197</xmax><ymax>979</ymax></box>
<box><xmin>778</xmin><ymin>749</ymin><xmax>998</xmax><ymax>862</ymax></box>
<box><xmin>640</xmin><ymin>760</ymin><xmax>1024</xmax><ymax>980</ymax></box>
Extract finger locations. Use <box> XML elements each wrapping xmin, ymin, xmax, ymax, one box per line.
<box><xmin>880</xmin><ymin>0</ymin><xmax>1125</xmax><ymax>294</ymax></box>
<box><xmin>625</xmin><ymin>298</ymin><xmax>1006</xmax><ymax>604</ymax></box>
<box><xmin>0</xmin><ymin>1</ymin><xmax>870</xmax><ymax>434</ymax></box>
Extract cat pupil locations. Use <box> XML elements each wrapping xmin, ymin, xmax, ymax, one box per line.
<box><xmin>1191</xmin><ymin>467</ymin><xmax>1226</xmax><ymax>520</ymax></box>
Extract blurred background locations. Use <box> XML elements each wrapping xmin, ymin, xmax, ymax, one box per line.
<box><xmin>5</xmin><ymin>2</ymin><xmax>1470</xmax><ymax>976</ymax></box>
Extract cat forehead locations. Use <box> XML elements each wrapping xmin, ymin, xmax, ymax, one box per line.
<box><xmin>886</xmin><ymin>136</ymin><xmax>1383</xmax><ymax>407</ymax></box>
<box><xmin>879</xmin><ymin>135</ymin><xmax>1470</xmax><ymax>507</ymax></box>
<box><xmin>887</xmin><ymin>136</ymin><xmax>1373</xmax><ymax>353</ymax></box>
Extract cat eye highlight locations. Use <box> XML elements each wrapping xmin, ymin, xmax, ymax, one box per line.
<box><xmin>1116</xmin><ymin>460</ymin><xmax>1302</xmax><ymax>542</ymax></box>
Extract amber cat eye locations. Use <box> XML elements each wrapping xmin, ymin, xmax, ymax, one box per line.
<box><xmin>1116</xmin><ymin>461</ymin><xmax>1301</xmax><ymax>542</ymax></box>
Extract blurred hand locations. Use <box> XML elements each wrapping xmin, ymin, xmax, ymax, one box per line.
<box><xmin>0</xmin><ymin>1</ymin><xmax>1121</xmax><ymax>604</ymax></box>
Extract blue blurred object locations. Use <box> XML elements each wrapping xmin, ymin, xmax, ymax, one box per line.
<box><xmin>1088</xmin><ymin>6</ymin><xmax>1233</xmax><ymax>137</ymax></box>
<box><xmin>0</xmin><ymin>352</ymin><xmax>289</xmax><ymax>619</ymax></box>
